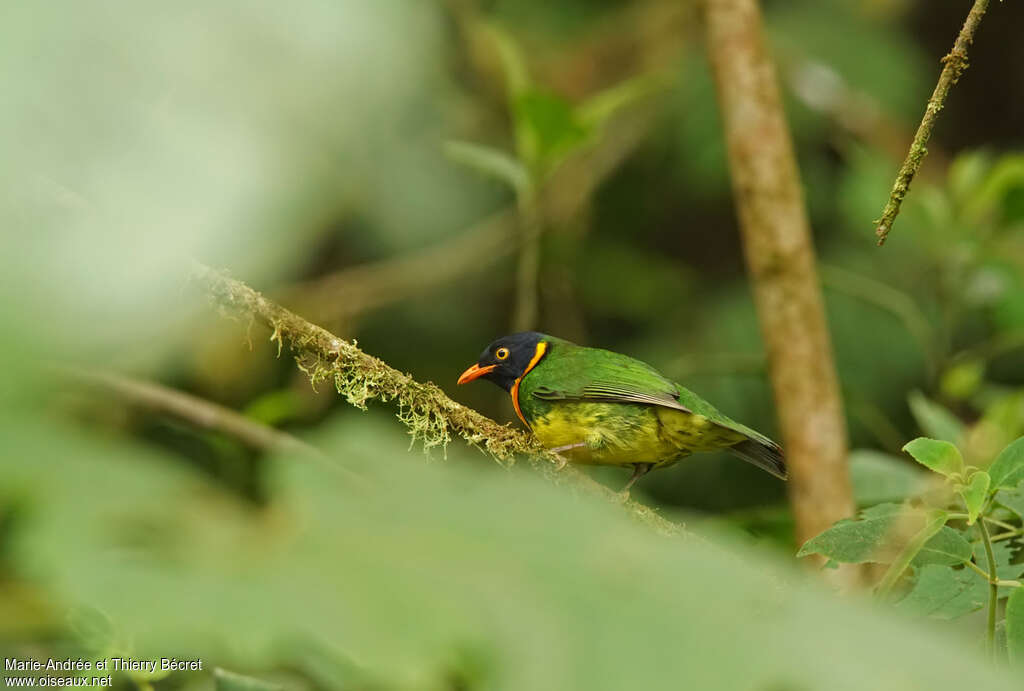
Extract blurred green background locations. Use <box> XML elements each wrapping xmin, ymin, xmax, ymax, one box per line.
<box><xmin>3</xmin><ymin>0</ymin><xmax>1024</xmax><ymax>688</ymax></box>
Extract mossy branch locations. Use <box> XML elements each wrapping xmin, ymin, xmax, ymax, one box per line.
<box><xmin>192</xmin><ymin>262</ymin><xmax>686</xmax><ymax>537</ymax></box>
<box><xmin>874</xmin><ymin>0</ymin><xmax>991</xmax><ymax>246</ymax></box>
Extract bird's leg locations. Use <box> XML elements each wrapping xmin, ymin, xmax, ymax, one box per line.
<box><xmin>547</xmin><ymin>442</ymin><xmax>586</xmax><ymax>470</ymax></box>
<box><xmin>620</xmin><ymin>463</ymin><xmax>653</xmax><ymax>496</ymax></box>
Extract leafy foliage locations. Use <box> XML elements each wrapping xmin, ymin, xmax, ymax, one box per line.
<box><xmin>801</xmin><ymin>434</ymin><xmax>1024</xmax><ymax>659</ymax></box>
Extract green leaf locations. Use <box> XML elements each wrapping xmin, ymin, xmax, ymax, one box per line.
<box><xmin>960</xmin><ymin>471</ymin><xmax>991</xmax><ymax>524</ymax></box>
<box><xmin>896</xmin><ymin>564</ymin><xmax>979</xmax><ymax>619</ymax></box>
<box><xmin>575</xmin><ymin>73</ymin><xmax>667</xmax><ymax>130</ymax></box>
<box><xmin>908</xmin><ymin>391</ymin><xmax>965</xmax><ymax>444</ymax></box>
<box><xmin>997</xmin><ymin>480</ymin><xmax>1024</xmax><ymax>519</ymax></box>
<box><xmin>214</xmin><ymin>669</ymin><xmax>282</xmax><ymax>691</ymax></box>
<box><xmin>797</xmin><ymin>503</ymin><xmax>909</xmax><ymax>563</ymax></box>
<box><xmin>902</xmin><ymin>437</ymin><xmax>964</xmax><ymax>478</ymax></box>
<box><xmin>989</xmin><ymin>437</ymin><xmax>1024</xmax><ymax>490</ymax></box>
<box><xmin>512</xmin><ymin>89</ymin><xmax>589</xmax><ymax>173</ymax></box>
<box><xmin>939</xmin><ymin>359</ymin><xmax>985</xmax><ymax>401</ymax></box>
<box><xmin>912</xmin><ymin>526</ymin><xmax>974</xmax><ymax>567</ymax></box>
<box><xmin>875</xmin><ymin>511</ymin><xmax>949</xmax><ymax>599</ymax></box>
<box><xmin>444</xmin><ymin>140</ymin><xmax>530</xmax><ymax>196</ymax></box>
<box><xmin>1008</xmin><ymin>587</ymin><xmax>1024</xmax><ymax>665</ymax></box>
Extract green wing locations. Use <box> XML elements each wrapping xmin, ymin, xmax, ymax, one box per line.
<box><xmin>530</xmin><ymin>343</ymin><xmax>776</xmax><ymax>447</ymax></box>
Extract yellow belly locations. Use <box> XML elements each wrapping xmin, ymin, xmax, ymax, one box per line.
<box><xmin>528</xmin><ymin>401</ymin><xmax>743</xmax><ymax>467</ymax></box>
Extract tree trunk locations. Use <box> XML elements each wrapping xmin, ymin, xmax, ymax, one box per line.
<box><xmin>703</xmin><ymin>0</ymin><xmax>857</xmax><ymax>574</ymax></box>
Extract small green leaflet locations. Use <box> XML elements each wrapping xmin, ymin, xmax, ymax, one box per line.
<box><xmin>902</xmin><ymin>437</ymin><xmax>964</xmax><ymax>478</ymax></box>
<box><xmin>989</xmin><ymin>436</ymin><xmax>1024</xmax><ymax>490</ymax></box>
<box><xmin>959</xmin><ymin>471</ymin><xmax>990</xmax><ymax>524</ymax></box>
<box><xmin>1008</xmin><ymin>587</ymin><xmax>1024</xmax><ymax>664</ymax></box>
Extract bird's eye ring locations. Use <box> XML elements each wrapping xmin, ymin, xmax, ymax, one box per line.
<box><xmin>495</xmin><ymin>347</ymin><xmax>510</xmax><ymax>360</ymax></box>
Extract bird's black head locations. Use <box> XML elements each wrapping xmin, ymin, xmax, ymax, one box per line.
<box><xmin>457</xmin><ymin>332</ymin><xmax>548</xmax><ymax>392</ymax></box>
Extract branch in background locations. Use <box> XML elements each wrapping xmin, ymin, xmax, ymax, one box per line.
<box><xmin>513</xmin><ymin>190</ymin><xmax>542</xmax><ymax>331</ymax></box>
<box><xmin>284</xmin><ymin>100</ymin><xmax>661</xmax><ymax>331</ymax></box>
<box><xmin>704</xmin><ymin>0</ymin><xmax>857</xmax><ymax>581</ymax></box>
<box><xmin>68</xmin><ymin>370</ymin><xmax>326</xmax><ymax>459</ymax></box>
<box><xmin>284</xmin><ymin>210</ymin><xmax>513</xmax><ymax>328</ymax></box>
<box><xmin>193</xmin><ymin>262</ymin><xmax>687</xmax><ymax>537</ymax></box>
<box><xmin>819</xmin><ymin>265</ymin><xmax>937</xmax><ymax>379</ymax></box>
<box><xmin>874</xmin><ymin>0</ymin><xmax>991</xmax><ymax>246</ymax></box>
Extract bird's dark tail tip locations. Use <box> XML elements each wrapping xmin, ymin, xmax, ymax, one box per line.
<box><xmin>728</xmin><ymin>439</ymin><xmax>787</xmax><ymax>480</ymax></box>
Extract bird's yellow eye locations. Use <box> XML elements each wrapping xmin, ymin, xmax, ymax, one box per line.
<box><xmin>495</xmin><ymin>347</ymin><xmax>510</xmax><ymax>360</ymax></box>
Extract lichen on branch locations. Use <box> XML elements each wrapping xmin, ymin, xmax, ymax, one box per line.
<box><xmin>192</xmin><ymin>262</ymin><xmax>686</xmax><ymax>537</ymax></box>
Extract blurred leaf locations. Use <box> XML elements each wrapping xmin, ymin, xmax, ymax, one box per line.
<box><xmin>513</xmin><ymin>89</ymin><xmax>590</xmax><ymax>173</ymax></box>
<box><xmin>959</xmin><ymin>471</ymin><xmax>990</xmax><ymax>525</ymax></box>
<box><xmin>849</xmin><ymin>450</ymin><xmax>928</xmax><ymax>505</ymax></box>
<box><xmin>576</xmin><ymin>73</ymin><xmax>666</xmax><ymax>130</ymax></box>
<box><xmin>948</xmin><ymin>151</ymin><xmax>993</xmax><ymax>210</ymax></box>
<box><xmin>1008</xmin><ymin>587</ymin><xmax>1024</xmax><ymax>664</ymax></box>
<box><xmin>940</xmin><ymin>360</ymin><xmax>985</xmax><ymax>401</ymax></box>
<box><xmin>989</xmin><ymin>437</ymin><xmax>1024</xmax><ymax>490</ymax></box>
<box><xmin>902</xmin><ymin>437</ymin><xmax>964</xmax><ymax>478</ymax></box>
<box><xmin>907</xmin><ymin>392</ymin><xmax>965</xmax><ymax>446</ymax></box>
<box><xmin>963</xmin><ymin>155</ymin><xmax>1024</xmax><ymax>225</ymax></box>
<box><xmin>67</xmin><ymin>605</ymin><xmax>116</xmax><ymax>657</ymax></box>
<box><xmin>243</xmin><ymin>390</ymin><xmax>306</xmax><ymax>428</ymax></box>
<box><xmin>3</xmin><ymin>414</ymin><xmax>1021</xmax><ymax>689</ymax></box>
<box><xmin>486</xmin><ymin>23</ymin><xmax>530</xmax><ymax>99</ymax></box>
<box><xmin>214</xmin><ymin>669</ymin><xmax>282</xmax><ymax>691</ymax></box>
<box><xmin>445</xmin><ymin>140</ymin><xmax>530</xmax><ymax>196</ymax></box>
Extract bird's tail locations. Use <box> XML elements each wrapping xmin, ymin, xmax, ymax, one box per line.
<box><xmin>728</xmin><ymin>439</ymin><xmax>787</xmax><ymax>480</ymax></box>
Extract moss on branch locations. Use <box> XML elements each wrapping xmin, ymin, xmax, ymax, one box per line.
<box><xmin>192</xmin><ymin>262</ymin><xmax>686</xmax><ymax>537</ymax></box>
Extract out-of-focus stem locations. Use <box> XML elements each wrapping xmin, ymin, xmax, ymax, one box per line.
<box><xmin>513</xmin><ymin>188</ymin><xmax>542</xmax><ymax>331</ymax></box>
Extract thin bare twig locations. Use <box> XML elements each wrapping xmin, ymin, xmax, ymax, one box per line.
<box><xmin>874</xmin><ymin>0</ymin><xmax>991</xmax><ymax>246</ymax></box>
<box><xmin>193</xmin><ymin>262</ymin><xmax>687</xmax><ymax>537</ymax></box>
<box><xmin>68</xmin><ymin>368</ymin><xmax>323</xmax><ymax>459</ymax></box>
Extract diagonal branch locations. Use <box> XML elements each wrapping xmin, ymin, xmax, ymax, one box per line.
<box><xmin>192</xmin><ymin>262</ymin><xmax>687</xmax><ymax>537</ymax></box>
<box><xmin>69</xmin><ymin>368</ymin><xmax>324</xmax><ymax>459</ymax></box>
<box><xmin>874</xmin><ymin>0</ymin><xmax>991</xmax><ymax>246</ymax></box>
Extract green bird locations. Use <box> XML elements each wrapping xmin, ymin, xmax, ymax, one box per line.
<box><xmin>458</xmin><ymin>332</ymin><xmax>786</xmax><ymax>491</ymax></box>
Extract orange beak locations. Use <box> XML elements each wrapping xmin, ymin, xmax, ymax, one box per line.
<box><xmin>457</xmin><ymin>363</ymin><xmax>497</xmax><ymax>385</ymax></box>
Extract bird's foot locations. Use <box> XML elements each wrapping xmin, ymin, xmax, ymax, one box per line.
<box><xmin>619</xmin><ymin>463</ymin><xmax>653</xmax><ymax>497</ymax></box>
<box><xmin>547</xmin><ymin>442</ymin><xmax>586</xmax><ymax>471</ymax></box>
<box><xmin>551</xmin><ymin>453</ymin><xmax>569</xmax><ymax>471</ymax></box>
